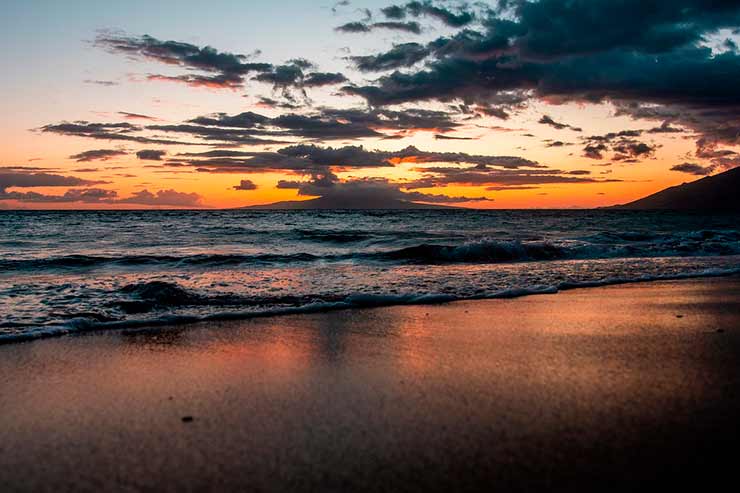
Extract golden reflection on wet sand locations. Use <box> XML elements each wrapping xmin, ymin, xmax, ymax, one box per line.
<box><xmin>1</xmin><ymin>277</ymin><xmax>739</xmax><ymax>491</ymax></box>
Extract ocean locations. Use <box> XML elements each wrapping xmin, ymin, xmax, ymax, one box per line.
<box><xmin>1</xmin><ymin>209</ymin><xmax>739</xmax><ymax>343</ymax></box>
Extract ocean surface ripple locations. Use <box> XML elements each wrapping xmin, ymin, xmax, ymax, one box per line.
<box><xmin>1</xmin><ymin>210</ymin><xmax>739</xmax><ymax>343</ymax></box>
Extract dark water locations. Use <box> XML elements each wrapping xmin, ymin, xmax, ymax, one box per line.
<box><xmin>1</xmin><ymin>210</ymin><xmax>739</xmax><ymax>342</ymax></box>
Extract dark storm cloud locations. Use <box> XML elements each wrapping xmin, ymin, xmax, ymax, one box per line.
<box><xmin>580</xmin><ymin>130</ymin><xmax>657</xmax><ymax>161</ymax></box>
<box><xmin>611</xmin><ymin>141</ymin><xmax>656</xmax><ymax>161</ymax></box>
<box><xmin>176</xmin><ymin>143</ymin><xmax>542</xmax><ymax>175</ymax></box>
<box><xmin>381</xmin><ymin>5</ymin><xmax>406</xmax><ymax>19</ymax></box>
<box><xmin>189</xmin><ymin>112</ymin><xmax>270</xmax><ymax>129</ymax></box>
<box><xmin>144</xmin><ymin>123</ymin><xmax>289</xmax><ymax>145</ymax></box>
<box><xmin>168</xmin><ymin>107</ymin><xmax>461</xmax><ymax>142</ymax></box>
<box><xmin>615</xmin><ymin>102</ymin><xmax>740</xmax><ymax>169</ymax></box>
<box><xmin>136</xmin><ymin>150</ymin><xmax>167</xmax><ymax>161</ymax></box>
<box><xmin>373</xmin><ymin>21</ymin><xmax>422</xmax><ymax>34</ymax></box>
<box><xmin>341</xmin><ymin>1</ymin><xmax>740</xmax><ymax>158</ymax></box>
<box><xmin>335</xmin><ymin>22</ymin><xmax>372</xmax><ymax>33</ymax></box>
<box><xmin>538</xmin><ymin>115</ymin><xmax>582</xmax><ymax>132</ymax></box>
<box><xmin>40</xmin><ymin>121</ymin><xmax>200</xmax><ymax>146</ymax></box>
<box><xmin>511</xmin><ymin>0</ymin><xmax>740</xmax><ymax>59</ymax></box>
<box><xmin>69</xmin><ymin>149</ymin><xmax>128</xmax><ymax>162</ymax></box>
<box><xmin>670</xmin><ymin>162</ymin><xmax>716</xmax><ymax>175</ymax></box>
<box><xmin>256</xmin><ymin>97</ymin><xmax>303</xmax><ymax>110</ymax></box>
<box><xmin>252</xmin><ymin>60</ymin><xmax>348</xmax><ymax>100</ymax></box>
<box><xmin>95</xmin><ymin>32</ymin><xmax>272</xmax><ymax>89</ymax></box>
<box><xmin>178</xmin><ymin>150</ymin><xmax>257</xmax><ymax>158</ymax></box>
<box><xmin>336</xmin><ymin>21</ymin><xmax>422</xmax><ymax>34</ymax></box>
<box><xmin>349</xmin><ymin>43</ymin><xmax>430</xmax><ymax>72</ymax></box>
<box><xmin>232</xmin><ymin>179</ymin><xmax>258</xmax><ymax>191</ymax></box>
<box><xmin>303</xmin><ymin>72</ymin><xmax>349</xmax><ymax>87</ymax></box>
<box><xmin>253</xmin><ymin>63</ymin><xmax>305</xmax><ymax>90</ymax></box>
<box><xmin>398</xmin><ymin>1</ymin><xmax>476</xmax><ymax>27</ymax></box>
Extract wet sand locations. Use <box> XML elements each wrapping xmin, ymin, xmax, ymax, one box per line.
<box><xmin>2</xmin><ymin>277</ymin><xmax>740</xmax><ymax>492</ymax></box>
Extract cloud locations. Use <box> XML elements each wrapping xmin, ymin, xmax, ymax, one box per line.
<box><xmin>250</xmin><ymin>60</ymin><xmax>348</xmax><ymax>101</ymax></box>
<box><xmin>150</xmin><ymin>106</ymin><xmax>462</xmax><ymax>143</ymax></box>
<box><xmin>116</xmin><ymin>189</ymin><xmax>204</xmax><ymax>207</ymax></box>
<box><xmin>0</xmin><ymin>169</ymin><xmax>203</xmax><ymax>206</ymax></box>
<box><xmin>381</xmin><ymin>5</ymin><xmax>406</xmax><ymax>19</ymax></box>
<box><xmin>332</xmin><ymin>0</ymin><xmax>350</xmax><ymax>14</ymax></box>
<box><xmin>350</xmin><ymin>43</ymin><xmax>429</xmax><ymax>71</ymax></box>
<box><xmin>582</xmin><ymin>144</ymin><xmax>608</xmax><ymax>160</ymax></box>
<box><xmin>303</xmin><ymin>72</ymin><xmax>349</xmax><ymax>87</ymax></box>
<box><xmin>336</xmin><ymin>21</ymin><xmax>422</xmax><ymax>34</ymax></box>
<box><xmin>336</xmin><ymin>22</ymin><xmax>372</xmax><ymax>33</ymax></box>
<box><xmin>84</xmin><ymin>79</ymin><xmax>118</xmax><ymax>86</ymax></box>
<box><xmin>69</xmin><ymin>149</ymin><xmax>127</xmax><ymax>162</ymax></box>
<box><xmin>538</xmin><ymin>115</ymin><xmax>582</xmax><ymax>132</ymax></box>
<box><xmin>0</xmin><ymin>188</ymin><xmax>119</xmax><ymax>203</ymax></box>
<box><xmin>386</xmin><ymin>1</ymin><xmax>476</xmax><ymax>27</ymax></box>
<box><xmin>281</xmin><ymin>175</ymin><xmax>491</xmax><ymax>206</ymax></box>
<box><xmin>670</xmin><ymin>162</ymin><xmax>716</xmax><ymax>175</ymax></box>
<box><xmin>256</xmin><ymin>97</ymin><xmax>303</xmax><ymax>110</ymax></box>
<box><xmin>136</xmin><ymin>150</ymin><xmax>167</xmax><ymax>161</ymax></box>
<box><xmin>580</xmin><ymin>130</ymin><xmax>657</xmax><ymax>161</ymax></box>
<box><xmin>340</xmin><ymin>0</ymin><xmax>740</xmax><ymax>159</ymax></box>
<box><xmin>404</xmin><ymin>165</ymin><xmax>620</xmax><ymax>189</ymax></box>
<box><xmin>118</xmin><ymin>111</ymin><xmax>157</xmax><ymax>121</ymax></box>
<box><xmin>435</xmin><ymin>134</ymin><xmax>474</xmax><ymax>140</ymax></box>
<box><xmin>647</xmin><ymin>120</ymin><xmax>684</xmax><ymax>133</ymax></box>
<box><xmin>0</xmin><ymin>170</ymin><xmax>102</xmax><ymax>192</ymax></box>
<box><xmin>0</xmin><ymin>186</ymin><xmax>204</xmax><ymax>206</ymax></box>
<box><xmin>174</xmin><ymin>143</ymin><xmax>542</xmax><ymax>174</ymax></box>
<box><xmin>41</xmin><ymin>121</ymin><xmax>199</xmax><ymax>146</ymax></box>
<box><xmin>233</xmin><ymin>179</ymin><xmax>258</xmax><ymax>191</ymax></box>
<box><xmin>95</xmin><ymin>32</ymin><xmax>272</xmax><ymax>89</ymax></box>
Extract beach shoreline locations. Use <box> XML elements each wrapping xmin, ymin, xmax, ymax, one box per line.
<box><xmin>2</xmin><ymin>276</ymin><xmax>740</xmax><ymax>491</ymax></box>
<box><xmin>3</xmin><ymin>268</ymin><xmax>739</xmax><ymax>346</ymax></box>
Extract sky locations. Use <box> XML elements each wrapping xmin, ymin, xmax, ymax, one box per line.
<box><xmin>2</xmin><ymin>0</ymin><xmax>739</xmax><ymax>209</ymax></box>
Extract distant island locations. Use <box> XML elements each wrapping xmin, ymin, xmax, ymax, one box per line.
<box><xmin>242</xmin><ymin>196</ymin><xmax>459</xmax><ymax>210</ymax></box>
<box><xmin>608</xmin><ymin>167</ymin><xmax>740</xmax><ymax>210</ymax></box>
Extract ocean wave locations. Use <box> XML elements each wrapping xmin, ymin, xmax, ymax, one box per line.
<box><xmin>377</xmin><ymin>241</ymin><xmax>566</xmax><ymax>263</ymax></box>
<box><xmin>1</xmin><ymin>230</ymin><xmax>739</xmax><ymax>273</ymax></box>
<box><xmin>2</xmin><ymin>267</ymin><xmax>739</xmax><ymax>345</ymax></box>
<box><xmin>0</xmin><ymin>252</ymin><xmax>322</xmax><ymax>272</ymax></box>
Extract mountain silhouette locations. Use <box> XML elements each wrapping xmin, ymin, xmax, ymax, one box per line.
<box><xmin>609</xmin><ymin>167</ymin><xmax>740</xmax><ymax>210</ymax></box>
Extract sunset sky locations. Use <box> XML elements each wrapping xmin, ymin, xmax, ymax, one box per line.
<box><xmin>2</xmin><ymin>0</ymin><xmax>739</xmax><ymax>209</ymax></box>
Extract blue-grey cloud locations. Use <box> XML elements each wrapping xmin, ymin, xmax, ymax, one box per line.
<box><xmin>69</xmin><ymin>149</ymin><xmax>127</xmax><ymax>162</ymax></box>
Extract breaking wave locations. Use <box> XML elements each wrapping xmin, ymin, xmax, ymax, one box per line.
<box><xmin>2</xmin><ymin>267</ymin><xmax>739</xmax><ymax>345</ymax></box>
<box><xmin>2</xmin><ymin>230</ymin><xmax>740</xmax><ymax>272</ymax></box>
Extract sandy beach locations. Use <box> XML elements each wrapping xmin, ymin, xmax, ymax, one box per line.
<box><xmin>2</xmin><ymin>276</ymin><xmax>739</xmax><ymax>492</ymax></box>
